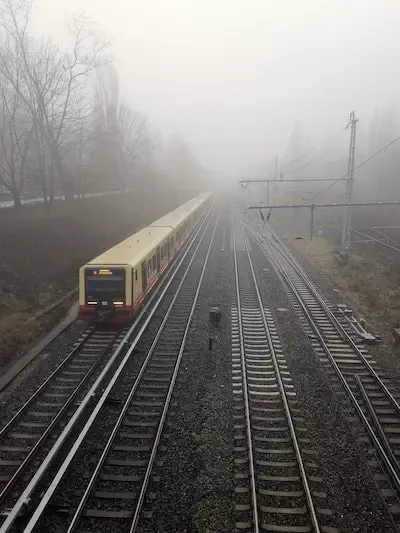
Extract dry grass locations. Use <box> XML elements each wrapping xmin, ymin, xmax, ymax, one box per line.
<box><xmin>0</xmin><ymin>312</ymin><xmax>51</xmax><ymax>369</ymax></box>
<box><xmin>290</xmin><ymin>237</ymin><xmax>400</xmax><ymax>325</ymax></box>
<box><xmin>0</xmin><ymin>283</ymin><xmax>65</xmax><ymax>369</ymax></box>
<box><xmin>0</xmin><ymin>188</ymin><xmax>196</xmax><ymax>370</ymax></box>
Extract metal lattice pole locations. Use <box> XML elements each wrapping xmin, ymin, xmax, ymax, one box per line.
<box><xmin>341</xmin><ymin>111</ymin><xmax>359</xmax><ymax>256</ymax></box>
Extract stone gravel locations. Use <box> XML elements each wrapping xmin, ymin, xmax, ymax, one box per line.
<box><xmin>140</xmin><ymin>202</ymin><xmax>235</xmax><ymax>533</ymax></box>
<box><xmin>4</xmin><ymin>202</ymin><xmax>398</xmax><ymax>533</ymax></box>
<box><xmin>248</xmin><ymin>232</ymin><xmax>398</xmax><ymax>533</ymax></box>
<box><xmin>0</xmin><ymin>319</ymin><xmax>87</xmax><ymax>426</ymax></box>
<box><xmin>31</xmin><ymin>216</ymin><xmax>225</xmax><ymax>533</ymax></box>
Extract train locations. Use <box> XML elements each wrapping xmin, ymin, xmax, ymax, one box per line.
<box><xmin>78</xmin><ymin>192</ymin><xmax>212</xmax><ymax>323</ymax></box>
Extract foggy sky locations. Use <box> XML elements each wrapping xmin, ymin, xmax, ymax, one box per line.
<box><xmin>31</xmin><ymin>0</ymin><xmax>400</xmax><ymax>177</ymax></box>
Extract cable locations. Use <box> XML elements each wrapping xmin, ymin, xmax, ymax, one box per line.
<box><xmin>311</xmin><ymin>134</ymin><xmax>400</xmax><ymax>201</ymax></box>
<box><xmin>285</xmin><ymin>137</ymin><xmax>343</xmax><ymax>175</ymax></box>
<box><xmin>354</xmin><ymin>135</ymin><xmax>400</xmax><ymax>172</ymax></box>
<box><xmin>283</xmin><ymin>127</ymin><xmax>344</xmax><ymax>172</ymax></box>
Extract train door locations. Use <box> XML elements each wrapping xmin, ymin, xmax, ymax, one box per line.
<box><xmin>141</xmin><ymin>262</ymin><xmax>147</xmax><ymax>293</ymax></box>
<box><xmin>156</xmin><ymin>247</ymin><xmax>161</xmax><ymax>272</ymax></box>
<box><xmin>133</xmin><ymin>267</ymin><xmax>141</xmax><ymax>302</ymax></box>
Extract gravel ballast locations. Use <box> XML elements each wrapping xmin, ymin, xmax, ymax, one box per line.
<box><xmin>3</xmin><ymin>200</ymin><xmax>399</xmax><ymax>533</ymax></box>
<box><xmin>0</xmin><ymin>319</ymin><xmax>87</xmax><ymax>426</ymax></box>
<box><xmin>140</xmin><ymin>202</ymin><xmax>235</xmax><ymax>532</ymax></box>
<box><xmin>248</xmin><ymin>230</ymin><xmax>398</xmax><ymax>532</ymax></box>
<box><xmin>29</xmin><ymin>213</ymin><xmax>234</xmax><ymax>533</ymax></box>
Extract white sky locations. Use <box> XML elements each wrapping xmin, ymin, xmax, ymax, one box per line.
<box><xmin>31</xmin><ymin>0</ymin><xmax>400</xmax><ymax>176</ymax></box>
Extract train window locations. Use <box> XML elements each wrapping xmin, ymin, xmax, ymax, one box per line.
<box><xmin>135</xmin><ymin>269</ymin><xmax>138</xmax><ymax>281</ymax></box>
<box><xmin>148</xmin><ymin>261</ymin><xmax>151</xmax><ymax>275</ymax></box>
<box><xmin>152</xmin><ymin>255</ymin><xmax>156</xmax><ymax>270</ymax></box>
<box><xmin>85</xmin><ymin>268</ymin><xmax>125</xmax><ymax>303</ymax></box>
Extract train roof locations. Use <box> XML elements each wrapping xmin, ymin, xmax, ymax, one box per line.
<box><xmin>84</xmin><ymin>193</ymin><xmax>211</xmax><ymax>268</ymax></box>
<box><xmin>86</xmin><ymin>225</ymin><xmax>171</xmax><ymax>267</ymax></box>
<box><xmin>151</xmin><ymin>195</ymin><xmax>208</xmax><ymax>229</ymax></box>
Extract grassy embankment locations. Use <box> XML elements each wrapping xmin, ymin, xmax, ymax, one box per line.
<box><xmin>0</xmin><ymin>187</ymin><xmax>194</xmax><ymax>369</ymax></box>
<box><xmin>269</xmin><ymin>207</ymin><xmax>400</xmax><ymax>336</ymax></box>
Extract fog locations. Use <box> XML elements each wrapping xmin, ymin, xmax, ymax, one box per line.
<box><xmin>29</xmin><ymin>0</ymin><xmax>399</xmax><ymax>180</ymax></box>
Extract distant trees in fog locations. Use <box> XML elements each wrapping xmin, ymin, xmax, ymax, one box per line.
<box><xmin>277</xmin><ymin>112</ymin><xmax>400</xmax><ymax>205</ymax></box>
<box><xmin>159</xmin><ymin>134</ymin><xmax>207</xmax><ymax>192</ymax></box>
<box><xmin>0</xmin><ymin>0</ymin><xmax>110</xmax><ymax>207</ymax></box>
<box><xmin>360</xmin><ymin>108</ymin><xmax>400</xmax><ymax>202</ymax></box>
<box><xmin>0</xmin><ymin>0</ymin><xmax>204</xmax><ymax>209</ymax></box>
<box><xmin>87</xmin><ymin>65</ymin><xmax>157</xmax><ymax>194</ymax></box>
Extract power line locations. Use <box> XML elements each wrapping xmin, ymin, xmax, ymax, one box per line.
<box><xmin>311</xmin><ymin>133</ymin><xmax>400</xmax><ymax>201</ymax></box>
<box><xmin>355</xmin><ymin>134</ymin><xmax>400</xmax><ymax>171</ymax></box>
<box><xmin>285</xmin><ymin>137</ymin><xmax>343</xmax><ymax>175</ymax></box>
<box><xmin>283</xmin><ymin>128</ymin><xmax>344</xmax><ymax>172</ymax></box>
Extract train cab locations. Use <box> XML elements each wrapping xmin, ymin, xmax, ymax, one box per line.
<box><xmin>78</xmin><ymin>193</ymin><xmax>212</xmax><ymax>323</ymax></box>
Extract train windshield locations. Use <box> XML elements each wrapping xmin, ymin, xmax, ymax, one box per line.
<box><xmin>85</xmin><ymin>268</ymin><xmax>125</xmax><ymax>303</ymax></box>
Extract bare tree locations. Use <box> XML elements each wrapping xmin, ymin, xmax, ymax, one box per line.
<box><xmin>283</xmin><ymin>122</ymin><xmax>311</xmax><ymax>177</ymax></box>
<box><xmin>0</xmin><ymin>0</ymin><xmax>178</xmax><ymax>206</ymax></box>
<box><xmin>118</xmin><ymin>102</ymin><xmax>150</xmax><ymax>188</ymax></box>
<box><xmin>90</xmin><ymin>65</ymin><xmax>121</xmax><ymax>189</ymax></box>
<box><xmin>0</xmin><ymin>48</ymin><xmax>33</xmax><ymax>206</ymax></box>
<box><xmin>90</xmin><ymin>65</ymin><xmax>154</xmax><ymax>192</ymax></box>
<box><xmin>161</xmin><ymin>134</ymin><xmax>206</xmax><ymax>190</ymax></box>
<box><xmin>363</xmin><ymin>108</ymin><xmax>400</xmax><ymax>200</ymax></box>
<box><xmin>0</xmin><ymin>0</ymin><xmax>109</xmax><ymax>204</ymax></box>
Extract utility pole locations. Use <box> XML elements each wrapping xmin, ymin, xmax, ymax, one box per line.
<box><xmin>341</xmin><ymin>111</ymin><xmax>359</xmax><ymax>257</ymax></box>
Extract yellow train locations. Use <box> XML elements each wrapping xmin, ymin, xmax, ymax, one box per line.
<box><xmin>79</xmin><ymin>193</ymin><xmax>212</xmax><ymax>323</ymax></box>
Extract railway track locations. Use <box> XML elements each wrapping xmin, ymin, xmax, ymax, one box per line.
<box><xmin>232</xmin><ymin>219</ymin><xmax>336</xmax><ymax>533</ymax></box>
<box><xmin>244</xmin><ymin>216</ymin><xmax>400</xmax><ymax>527</ymax></box>
<box><xmin>0</xmin><ymin>327</ymin><xmax>123</xmax><ymax>519</ymax></box>
<box><xmin>62</xmin><ymin>216</ymin><xmax>217</xmax><ymax>533</ymax></box>
<box><xmin>4</xmin><ymin>211</ymin><xmax>218</xmax><ymax>533</ymax></box>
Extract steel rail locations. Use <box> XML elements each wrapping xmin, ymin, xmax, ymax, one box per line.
<box><xmin>239</xmin><ymin>219</ymin><xmax>321</xmax><ymax>533</ymax></box>
<box><xmin>65</xmin><ymin>213</ymin><xmax>218</xmax><ymax>532</ymax></box>
<box><xmin>272</xmin><ymin>235</ymin><xmax>400</xmax><ymax>418</ymax></box>
<box><xmin>355</xmin><ymin>375</ymin><xmax>399</xmax><ymax>469</ymax></box>
<box><xmin>369</xmin><ymin>228</ymin><xmax>400</xmax><ymax>249</ymax></box>
<box><xmin>325</xmin><ymin>224</ymin><xmax>400</xmax><ymax>251</ymax></box>
<box><xmin>243</xmin><ymin>218</ymin><xmax>400</xmax><ymax>491</ymax></box>
<box><xmin>0</xmin><ymin>333</ymin><xmax>118</xmax><ymax>506</ymax></box>
<box><xmin>0</xmin><ymin>327</ymin><xmax>93</xmax><ymax>439</ymax></box>
<box><xmin>247</xmin><ymin>217</ymin><xmax>400</xmax><ymax>419</ymax></box>
<box><xmin>349</xmin><ymin>228</ymin><xmax>400</xmax><ymax>253</ymax></box>
<box><xmin>232</xmin><ymin>219</ymin><xmax>260</xmax><ymax>533</ymax></box>
<box><xmin>17</xmin><ymin>208</ymin><xmax>215</xmax><ymax>533</ymax></box>
<box><xmin>129</xmin><ymin>214</ymin><xmax>219</xmax><ymax>532</ymax></box>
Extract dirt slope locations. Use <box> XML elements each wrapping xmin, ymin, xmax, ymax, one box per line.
<box><xmin>0</xmin><ymin>186</ymin><xmax>195</xmax><ymax>368</ymax></box>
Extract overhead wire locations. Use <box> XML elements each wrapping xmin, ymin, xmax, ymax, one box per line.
<box><xmin>311</xmin><ymin>133</ymin><xmax>400</xmax><ymax>201</ymax></box>
<box><xmin>282</xmin><ymin>127</ymin><xmax>345</xmax><ymax>173</ymax></box>
<box><xmin>284</xmin><ymin>137</ymin><xmax>343</xmax><ymax>175</ymax></box>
